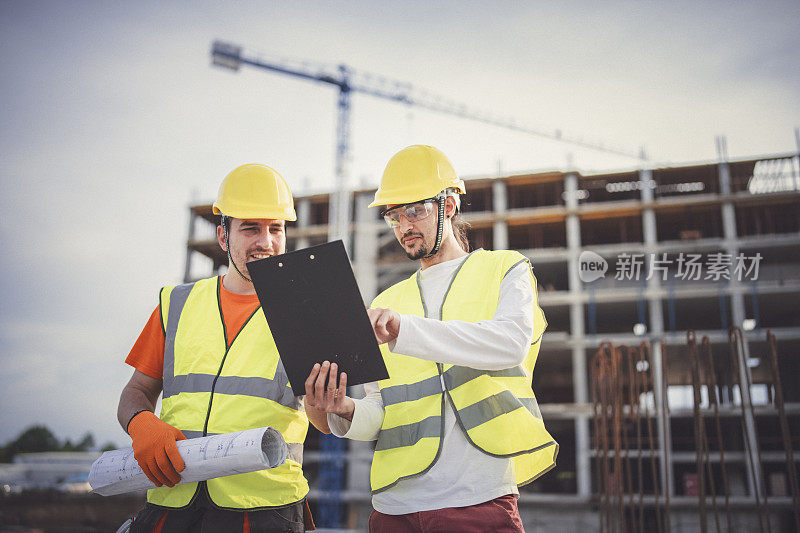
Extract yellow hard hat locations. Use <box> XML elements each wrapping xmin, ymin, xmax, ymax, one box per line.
<box><xmin>369</xmin><ymin>145</ymin><xmax>466</xmax><ymax>208</ymax></box>
<box><xmin>213</xmin><ymin>163</ymin><xmax>297</xmax><ymax>221</ymax></box>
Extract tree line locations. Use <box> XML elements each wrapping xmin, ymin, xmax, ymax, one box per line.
<box><xmin>0</xmin><ymin>425</ymin><xmax>117</xmax><ymax>462</ymax></box>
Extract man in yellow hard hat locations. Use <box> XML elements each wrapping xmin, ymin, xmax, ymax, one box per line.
<box><xmin>304</xmin><ymin>145</ymin><xmax>558</xmax><ymax>532</ymax></box>
<box><xmin>117</xmin><ymin>164</ymin><xmax>313</xmax><ymax>532</ymax></box>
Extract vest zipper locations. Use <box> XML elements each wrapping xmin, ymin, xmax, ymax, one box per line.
<box><xmin>163</xmin><ymin>277</ymin><xmax>266</xmax><ymax>510</ymax></box>
<box><xmin>202</xmin><ymin>346</ymin><xmax>232</xmax><ymax>437</ymax></box>
<box><xmin>201</xmin><ymin>277</ymin><xmax>261</xmax><ymax>437</ymax></box>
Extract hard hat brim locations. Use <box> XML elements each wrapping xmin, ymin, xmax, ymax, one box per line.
<box><xmin>368</xmin><ymin>181</ymin><xmax>465</xmax><ymax>208</ymax></box>
<box><xmin>212</xmin><ymin>202</ymin><xmax>297</xmax><ymax>221</ymax></box>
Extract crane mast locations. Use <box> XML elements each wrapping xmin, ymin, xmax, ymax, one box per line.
<box><xmin>210</xmin><ymin>40</ymin><xmax>641</xmax><ymax>249</ymax></box>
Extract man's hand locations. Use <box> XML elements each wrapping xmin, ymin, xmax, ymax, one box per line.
<box><xmin>304</xmin><ymin>361</ymin><xmax>354</xmax><ymax>421</ymax></box>
<box><xmin>367</xmin><ymin>307</ymin><xmax>400</xmax><ymax>344</ymax></box>
<box><xmin>127</xmin><ymin>411</ymin><xmax>187</xmax><ymax>487</ymax></box>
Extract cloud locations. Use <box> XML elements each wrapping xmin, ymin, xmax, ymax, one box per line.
<box><xmin>1</xmin><ymin>0</ymin><xmax>798</xmax><ymax>448</ymax></box>
<box><xmin>0</xmin><ymin>318</ymin><xmax>132</xmax><ymax>445</ymax></box>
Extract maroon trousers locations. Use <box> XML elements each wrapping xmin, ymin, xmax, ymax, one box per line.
<box><xmin>368</xmin><ymin>494</ymin><xmax>524</xmax><ymax>533</ymax></box>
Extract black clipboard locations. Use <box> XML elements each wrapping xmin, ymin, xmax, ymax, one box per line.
<box><xmin>248</xmin><ymin>240</ymin><xmax>389</xmax><ymax>396</ymax></box>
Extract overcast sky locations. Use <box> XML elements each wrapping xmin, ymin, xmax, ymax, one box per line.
<box><xmin>0</xmin><ymin>1</ymin><xmax>798</xmax><ymax>448</ymax></box>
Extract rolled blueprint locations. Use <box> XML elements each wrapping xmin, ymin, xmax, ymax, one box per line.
<box><xmin>89</xmin><ymin>426</ymin><xmax>288</xmax><ymax>496</ymax></box>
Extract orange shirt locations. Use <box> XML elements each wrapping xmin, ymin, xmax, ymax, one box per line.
<box><xmin>125</xmin><ymin>277</ymin><xmax>261</xmax><ymax>379</ymax></box>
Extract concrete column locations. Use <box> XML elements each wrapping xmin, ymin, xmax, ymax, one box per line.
<box><xmin>795</xmin><ymin>126</ymin><xmax>800</xmax><ymax>155</ymax></box>
<box><xmin>564</xmin><ymin>172</ymin><xmax>591</xmax><ymax>496</ymax></box>
<box><xmin>717</xmin><ymin>136</ymin><xmax>737</xmax><ymax>245</ymax></box>
<box><xmin>183</xmin><ymin>208</ymin><xmax>196</xmax><ymax>282</ymax></box>
<box><xmin>296</xmin><ymin>198</ymin><xmax>311</xmax><ymax>250</ymax></box>
<box><xmin>492</xmin><ymin>178</ymin><xmax>508</xmax><ymax>250</ymax></box>
<box><xmin>641</xmin><ymin>166</ymin><xmax>662</xmax><ymax>339</ymax></box>
<box><xmin>353</xmin><ymin>192</ymin><xmax>378</xmax><ymax>302</ymax></box>
<box><xmin>345</xmin><ymin>193</ymin><xmax>378</xmax><ymax>496</ymax></box>
<box><xmin>640</xmin><ymin>167</ymin><xmax>657</xmax><ymax>244</ymax></box>
<box><xmin>717</xmin><ymin>135</ymin><xmax>762</xmax><ymax>498</ymax></box>
<box><xmin>639</xmin><ymin>165</ymin><xmax>673</xmax><ymax>497</ymax></box>
<box><xmin>297</xmin><ymin>198</ymin><xmax>311</xmax><ymax>224</ymax></box>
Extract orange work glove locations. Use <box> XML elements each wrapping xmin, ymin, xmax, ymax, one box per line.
<box><xmin>127</xmin><ymin>410</ymin><xmax>187</xmax><ymax>487</ymax></box>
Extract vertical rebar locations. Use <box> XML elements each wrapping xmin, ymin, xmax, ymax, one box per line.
<box><xmin>688</xmin><ymin>331</ymin><xmax>709</xmax><ymax>533</ymax></box>
<box><xmin>593</xmin><ymin>347</ymin><xmax>607</xmax><ymax>533</ymax></box>
<box><xmin>659</xmin><ymin>342</ymin><xmax>672</xmax><ymax>533</ymax></box>
<box><xmin>631</xmin><ymin>346</ymin><xmax>646</xmax><ymax>531</ymax></box>
<box><xmin>697</xmin><ymin>338</ymin><xmax>722</xmax><ymax>533</ymax></box>
<box><xmin>622</xmin><ymin>347</ymin><xmax>636</xmax><ymax>531</ymax></box>
<box><xmin>612</xmin><ymin>346</ymin><xmax>626</xmax><ymax>533</ymax></box>
<box><xmin>729</xmin><ymin>327</ymin><xmax>769</xmax><ymax>533</ymax></box>
<box><xmin>596</xmin><ymin>344</ymin><xmax>615</xmax><ymax>533</ymax></box>
<box><xmin>641</xmin><ymin>343</ymin><xmax>663</xmax><ymax>533</ymax></box>
<box><xmin>701</xmin><ymin>337</ymin><xmax>734</xmax><ymax>532</ymax></box>
<box><xmin>766</xmin><ymin>331</ymin><xmax>800</xmax><ymax>532</ymax></box>
<box><xmin>603</xmin><ymin>343</ymin><xmax>615</xmax><ymax>533</ymax></box>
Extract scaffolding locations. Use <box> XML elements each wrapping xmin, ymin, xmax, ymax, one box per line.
<box><xmin>184</xmin><ymin>147</ymin><xmax>800</xmax><ymax>531</ymax></box>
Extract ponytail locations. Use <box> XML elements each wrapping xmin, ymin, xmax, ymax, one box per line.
<box><xmin>451</xmin><ymin>212</ymin><xmax>470</xmax><ymax>252</ymax></box>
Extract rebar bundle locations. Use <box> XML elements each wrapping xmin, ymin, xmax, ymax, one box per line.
<box><xmin>590</xmin><ymin>329</ymin><xmax>797</xmax><ymax>533</ymax></box>
<box><xmin>592</xmin><ymin>342</ymin><xmax>666</xmax><ymax>532</ymax></box>
<box><xmin>765</xmin><ymin>331</ymin><xmax>800</xmax><ymax>532</ymax></box>
<box><xmin>728</xmin><ymin>327</ymin><xmax>771</xmax><ymax>533</ymax></box>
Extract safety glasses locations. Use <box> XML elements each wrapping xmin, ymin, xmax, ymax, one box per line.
<box><xmin>381</xmin><ymin>199</ymin><xmax>437</xmax><ymax>228</ymax></box>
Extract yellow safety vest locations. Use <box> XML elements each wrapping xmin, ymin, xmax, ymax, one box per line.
<box><xmin>148</xmin><ymin>277</ymin><xmax>309</xmax><ymax>509</ymax></box>
<box><xmin>370</xmin><ymin>249</ymin><xmax>558</xmax><ymax>493</ymax></box>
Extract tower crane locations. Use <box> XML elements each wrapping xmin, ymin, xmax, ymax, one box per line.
<box><xmin>210</xmin><ymin>40</ymin><xmax>641</xmax><ymax>250</ymax></box>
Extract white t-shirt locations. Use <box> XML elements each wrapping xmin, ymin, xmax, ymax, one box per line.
<box><xmin>328</xmin><ymin>252</ymin><xmax>536</xmax><ymax>514</ymax></box>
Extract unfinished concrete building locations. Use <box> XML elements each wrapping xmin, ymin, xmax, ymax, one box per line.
<box><xmin>184</xmin><ymin>146</ymin><xmax>800</xmax><ymax>531</ymax></box>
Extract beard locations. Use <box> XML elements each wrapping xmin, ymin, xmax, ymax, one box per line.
<box><xmin>401</xmin><ymin>232</ymin><xmax>429</xmax><ymax>260</ymax></box>
<box><xmin>405</xmin><ymin>245</ymin><xmax>429</xmax><ymax>260</ymax></box>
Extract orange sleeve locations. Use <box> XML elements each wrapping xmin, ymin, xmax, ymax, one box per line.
<box><xmin>125</xmin><ymin>306</ymin><xmax>166</xmax><ymax>379</ymax></box>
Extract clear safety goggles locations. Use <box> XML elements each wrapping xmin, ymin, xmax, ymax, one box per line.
<box><xmin>381</xmin><ymin>198</ymin><xmax>437</xmax><ymax>228</ymax></box>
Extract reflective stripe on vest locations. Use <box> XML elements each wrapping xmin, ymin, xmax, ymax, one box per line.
<box><xmin>375</xmin><ymin>414</ymin><xmax>442</xmax><ymax>451</ymax></box>
<box><xmin>163</xmin><ymin>373</ymin><xmax>298</xmax><ymax>408</ymax></box>
<box><xmin>379</xmin><ymin>364</ymin><xmax>544</xmax><ymax>437</ymax></box>
<box><xmin>149</xmin><ymin>277</ymin><xmax>308</xmax><ymax>509</ymax></box>
<box><xmin>380</xmin><ymin>365</ymin><xmax>526</xmax><ymax>402</ymax></box>
<box><xmin>370</xmin><ymin>249</ymin><xmax>558</xmax><ymax>493</ymax></box>
<box><xmin>443</xmin><ymin>366</ymin><xmax>543</xmax><ymax>420</ymax></box>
